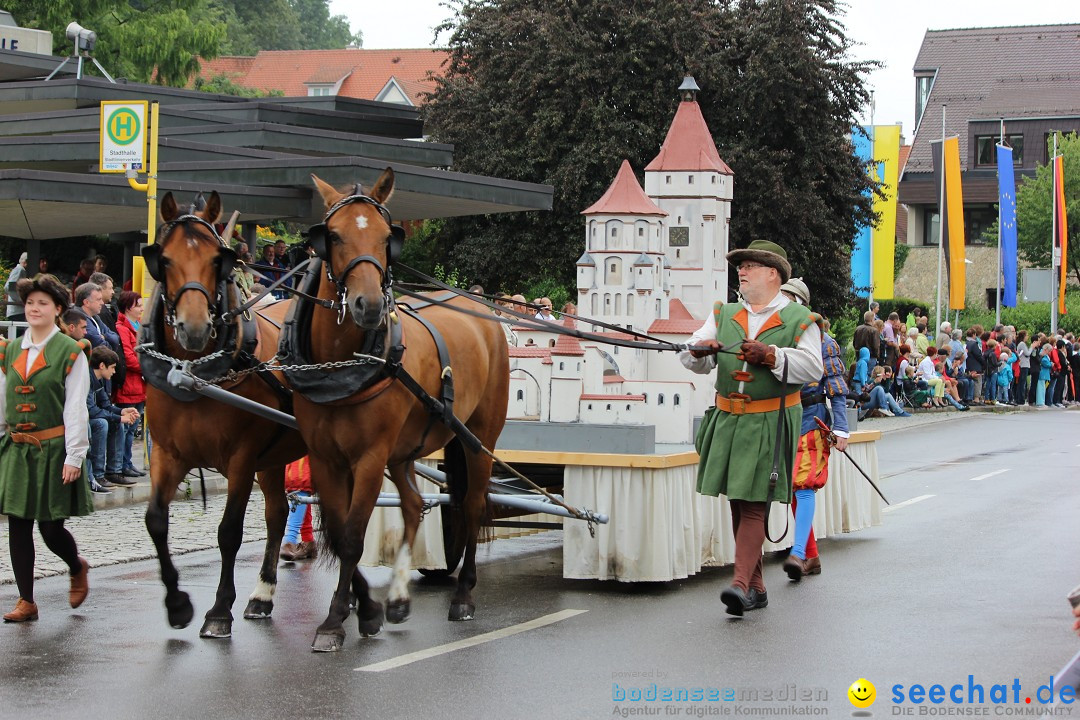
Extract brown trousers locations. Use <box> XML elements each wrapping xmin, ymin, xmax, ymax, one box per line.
<box><xmin>730</xmin><ymin>500</ymin><xmax>768</xmax><ymax>593</ymax></box>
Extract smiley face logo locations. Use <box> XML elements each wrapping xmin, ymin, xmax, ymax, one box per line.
<box><xmin>848</xmin><ymin>678</ymin><xmax>876</xmax><ymax>708</ymax></box>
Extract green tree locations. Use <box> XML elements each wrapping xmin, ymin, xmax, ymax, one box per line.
<box><xmin>1016</xmin><ymin>132</ymin><xmax>1080</xmax><ymax>284</ymax></box>
<box><xmin>422</xmin><ymin>0</ymin><xmax>876</xmax><ymax>319</ymax></box>
<box><xmin>291</xmin><ymin>0</ymin><xmax>362</xmax><ymax>49</ymax></box>
<box><xmin>14</xmin><ymin>0</ymin><xmax>225</xmax><ymax>86</ymax></box>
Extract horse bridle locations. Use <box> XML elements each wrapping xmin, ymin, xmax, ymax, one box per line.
<box><xmin>304</xmin><ymin>187</ymin><xmax>405</xmax><ymax>322</ymax></box>
<box><xmin>142</xmin><ymin>213</ymin><xmax>238</xmax><ymax>330</ymax></box>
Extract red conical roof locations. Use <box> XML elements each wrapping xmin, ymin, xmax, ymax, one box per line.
<box><xmin>552</xmin><ymin>316</ymin><xmax>585</xmax><ymax>356</ymax></box>
<box><xmin>581</xmin><ymin>160</ymin><xmax>667</xmax><ymax>216</ymax></box>
<box><xmin>645</xmin><ymin>101</ymin><xmax>732</xmax><ymax>174</ymax></box>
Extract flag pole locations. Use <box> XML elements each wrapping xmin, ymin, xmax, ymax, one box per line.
<box><xmin>996</xmin><ymin>118</ymin><xmax>1003</xmax><ymax>327</ymax></box>
<box><xmin>935</xmin><ymin>105</ymin><xmax>946</xmax><ymax>339</ymax></box>
<box><xmin>868</xmin><ymin>91</ymin><xmax>876</xmax><ymax>311</ymax></box>
<box><xmin>1051</xmin><ymin>132</ymin><xmax>1059</xmax><ymax>335</ymax></box>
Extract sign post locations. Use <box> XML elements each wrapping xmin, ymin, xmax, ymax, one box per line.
<box><xmin>100</xmin><ymin>100</ymin><xmax>158</xmax><ymax>296</ymax></box>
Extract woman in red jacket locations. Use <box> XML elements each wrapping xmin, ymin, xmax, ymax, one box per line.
<box><xmin>115</xmin><ymin>291</ymin><xmax>146</xmax><ymax>478</ymax></box>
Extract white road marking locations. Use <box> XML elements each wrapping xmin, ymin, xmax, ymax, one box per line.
<box><xmin>966</xmin><ymin>469</ymin><xmax>1009</xmax><ymax>482</ymax></box>
<box><xmin>354</xmin><ymin>609</ymin><xmax>588</xmax><ymax>672</ymax></box>
<box><xmin>882</xmin><ymin>494</ymin><xmax>935</xmax><ymax>513</ymax></box>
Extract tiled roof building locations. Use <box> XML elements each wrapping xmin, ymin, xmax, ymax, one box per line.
<box><xmin>198</xmin><ymin>48</ymin><xmax>449</xmax><ymax>105</ymax></box>
<box><xmin>898</xmin><ymin>24</ymin><xmax>1080</xmax><ymax>246</ymax></box>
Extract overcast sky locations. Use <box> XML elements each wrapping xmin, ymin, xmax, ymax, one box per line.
<box><xmin>332</xmin><ymin>0</ymin><xmax>1079</xmax><ymax>144</ymax></box>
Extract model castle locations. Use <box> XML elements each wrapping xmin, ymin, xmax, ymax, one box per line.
<box><xmin>506</xmin><ymin>78</ymin><xmax>734</xmax><ymax>445</ymax></box>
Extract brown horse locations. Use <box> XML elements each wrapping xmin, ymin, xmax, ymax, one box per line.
<box><xmin>293</xmin><ymin>169</ymin><xmax>509</xmax><ymax>652</ymax></box>
<box><xmin>142</xmin><ymin>191</ymin><xmax>306</xmax><ymax>638</ymax></box>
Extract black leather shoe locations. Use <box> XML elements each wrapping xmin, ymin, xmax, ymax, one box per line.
<box><xmin>783</xmin><ymin>554</ymin><xmax>805</xmax><ymax>582</ymax></box>
<box><xmin>746</xmin><ymin>588</ymin><xmax>768</xmax><ymax>609</ymax></box>
<box><xmin>106</xmin><ymin>474</ymin><xmax>136</xmax><ymax>487</ymax></box>
<box><xmin>122</xmin><ymin>467</ymin><xmax>146</xmax><ymax>478</ymax></box>
<box><xmin>720</xmin><ymin>586</ymin><xmax>751</xmax><ymax>616</ymax></box>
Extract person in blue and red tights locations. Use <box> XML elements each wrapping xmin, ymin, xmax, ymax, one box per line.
<box><xmin>780</xmin><ymin>279</ymin><xmax>848</xmax><ymax>581</ymax></box>
<box><xmin>281</xmin><ymin>456</ymin><xmax>317</xmax><ymax>561</ymax></box>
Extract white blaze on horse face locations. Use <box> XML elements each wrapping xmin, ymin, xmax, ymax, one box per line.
<box><xmin>355</xmin><ymin>215</ymin><xmax>368</xmax><ymax>231</ymax></box>
<box><xmin>388</xmin><ymin>544</ymin><xmax>412</xmax><ymax>603</ymax></box>
<box><xmin>248</xmin><ymin>578</ymin><xmax>276</xmax><ymax>602</ymax></box>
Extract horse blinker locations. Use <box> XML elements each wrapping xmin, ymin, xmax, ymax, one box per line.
<box><xmin>143</xmin><ymin>244</ymin><xmax>165</xmax><ymax>282</ymax></box>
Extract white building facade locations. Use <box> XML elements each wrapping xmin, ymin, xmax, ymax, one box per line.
<box><xmin>508</xmin><ymin>78</ymin><xmax>734</xmax><ymax>445</ymax></box>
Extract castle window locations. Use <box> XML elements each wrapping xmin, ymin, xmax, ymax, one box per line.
<box><xmin>606</xmin><ymin>404</ymin><xmax>611</xmax><ymax>411</ymax></box>
<box><xmin>516</xmin><ymin>390</ymin><xmax>524</xmax><ymax>401</ymax></box>
<box><xmin>611</xmin><ymin>227</ymin><xmax>617</xmax><ymax>237</ymax></box>
<box><xmin>712</xmin><ymin>175</ymin><xmax>717</xmax><ymax>184</ymax></box>
<box><xmin>638</xmin><ymin>227</ymin><xmax>644</xmax><ymax>237</ymax></box>
<box><xmin>577</xmin><ymin>363</ymin><xmax>581</xmax><ymax>371</ymax></box>
<box><xmin>549</xmin><ymin>339</ymin><xmax>556</xmax><ymax>347</ymax></box>
<box><xmin>626</xmin><ymin>405</ymin><xmax>631</xmax><ymax>411</ymax></box>
<box><xmin>643</xmin><ymin>393</ymin><xmax>648</xmax><ymax>402</ymax></box>
<box><xmin>658</xmin><ymin>394</ymin><xmax>665</xmax><ymax>406</ymax></box>
<box><xmin>627</xmin><ymin>294</ymin><xmax>634</xmax><ymax>315</ymax></box>
<box><xmin>588</xmin><ymin>404</ymin><xmax>593</xmax><ymax>410</ymax></box>
<box><xmin>559</xmin><ymin>362</ymin><xmax>565</xmax><ymax>370</ymax></box>
<box><xmin>665</xmin><ymin>175</ymin><xmax>672</xmax><ymax>184</ymax></box>
<box><xmin>688</xmin><ymin>175</ymin><xmax>694</xmax><ymax>185</ymax></box>
<box><xmin>674</xmin><ymin>394</ymin><xmax>681</xmax><ymax>406</ymax></box>
<box><xmin>615</xmin><ymin>294</ymin><xmax>622</xmax><ymax>314</ymax></box>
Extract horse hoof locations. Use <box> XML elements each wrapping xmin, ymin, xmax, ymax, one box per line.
<box><xmin>448</xmin><ymin>603</ymin><xmax>475</xmax><ymax>621</ymax></box>
<box><xmin>385</xmin><ymin>599</ymin><xmax>411</xmax><ymax>625</ymax></box>
<box><xmin>311</xmin><ymin>631</ymin><xmax>345</xmax><ymax>653</ymax></box>
<box><xmin>166</xmin><ymin>591</ymin><xmax>194</xmax><ymax>629</ymax></box>
<box><xmin>243</xmin><ymin>599</ymin><xmax>274</xmax><ymax>620</ymax></box>
<box><xmin>199</xmin><ymin>618</ymin><xmax>233</xmax><ymax>639</ymax></box>
<box><xmin>358</xmin><ymin>611</ymin><xmax>383</xmax><ymax>637</ymax></box>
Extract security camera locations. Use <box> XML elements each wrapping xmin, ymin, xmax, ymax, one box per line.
<box><xmin>65</xmin><ymin>22</ymin><xmax>96</xmax><ymax>53</ymax></box>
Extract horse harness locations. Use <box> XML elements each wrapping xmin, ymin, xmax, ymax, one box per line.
<box><xmin>283</xmin><ymin>190</ymin><xmax>476</xmax><ymax>460</ymax></box>
<box><xmin>138</xmin><ymin>214</ymin><xmax>293</xmax><ymax>420</ymax></box>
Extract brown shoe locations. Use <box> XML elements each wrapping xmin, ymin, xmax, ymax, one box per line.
<box><xmin>292</xmin><ymin>541</ymin><xmax>318</xmax><ymax>561</ymax></box>
<box><xmin>804</xmin><ymin>556</ymin><xmax>822</xmax><ymax>575</ymax></box>
<box><xmin>4</xmin><ymin>597</ymin><xmax>39</xmax><ymax>622</ymax></box>
<box><xmin>69</xmin><ymin>557</ymin><xmax>89</xmax><ymax>608</ymax></box>
<box><xmin>280</xmin><ymin>542</ymin><xmax>299</xmax><ymax>561</ymax></box>
<box><xmin>783</xmin><ymin>554</ymin><xmax>805</xmax><ymax>582</ymax></box>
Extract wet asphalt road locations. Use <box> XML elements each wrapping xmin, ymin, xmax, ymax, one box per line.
<box><xmin>2</xmin><ymin>410</ymin><xmax>1079</xmax><ymax>720</ymax></box>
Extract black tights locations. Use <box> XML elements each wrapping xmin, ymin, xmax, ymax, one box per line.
<box><xmin>7</xmin><ymin>516</ymin><xmax>81</xmax><ymax>604</ymax></box>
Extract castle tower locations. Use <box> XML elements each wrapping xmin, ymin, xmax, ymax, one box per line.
<box><xmin>644</xmin><ymin>77</ymin><xmax>733</xmax><ymax>319</ymax></box>
<box><xmin>580</xmin><ymin>159</ymin><xmax>667</xmax><ymax>330</ymax></box>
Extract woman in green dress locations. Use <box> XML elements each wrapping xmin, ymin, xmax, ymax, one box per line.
<box><xmin>0</xmin><ymin>274</ymin><xmax>93</xmax><ymax>622</ymax></box>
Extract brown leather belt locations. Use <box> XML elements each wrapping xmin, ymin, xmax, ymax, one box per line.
<box><xmin>9</xmin><ymin>425</ymin><xmax>65</xmax><ymax>450</ymax></box>
<box><xmin>715</xmin><ymin>390</ymin><xmax>802</xmax><ymax>416</ymax></box>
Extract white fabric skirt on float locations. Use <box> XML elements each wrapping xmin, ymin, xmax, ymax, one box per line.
<box><xmin>562</xmin><ymin>433</ymin><xmax>882</xmax><ymax>582</ymax></box>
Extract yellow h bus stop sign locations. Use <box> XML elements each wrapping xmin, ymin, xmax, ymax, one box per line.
<box><xmin>100</xmin><ymin>101</ymin><xmax>147</xmax><ymax>173</ymax></box>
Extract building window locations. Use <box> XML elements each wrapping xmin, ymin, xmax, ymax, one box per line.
<box><xmin>643</xmin><ymin>393</ymin><xmax>648</xmax><ymax>402</ymax></box>
<box><xmin>307</xmin><ymin>85</ymin><xmax>334</xmax><ymax>97</ymax></box>
<box><xmin>674</xmin><ymin>394</ymin><xmax>681</xmax><ymax>406</ymax></box>
<box><xmin>516</xmin><ymin>390</ymin><xmax>524</xmax><ymax>401</ymax></box>
<box><xmin>638</xmin><ymin>227</ymin><xmax>644</xmax><ymax>237</ymax></box>
<box><xmin>627</xmin><ymin>293</ymin><xmax>634</xmax><ymax>315</ymax></box>
<box><xmin>559</xmin><ymin>362</ymin><xmax>565</xmax><ymax>370</ymax></box>
<box><xmin>666</xmin><ymin>175</ymin><xmax>672</xmax><ymax>184</ymax></box>
<box><xmin>658</xmin><ymin>393</ymin><xmax>665</xmax><ymax>405</ymax></box>
<box><xmin>924</xmin><ymin>206</ymin><xmax>997</xmax><ymax>245</ymax></box>
<box><xmin>588</xmin><ymin>404</ymin><xmax>593</xmax><ymax>410</ymax></box>
<box><xmin>606</xmin><ymin>404</ymin><xmax>611</xmax><ymax>411</ymax></box>
<box><xmin>615</xmin><ymin>294</ymin><xmax>622</xmax><ymax>315</ymax></box>
<box><xmin>915</xmin><ymin>74</ymin><xmax>934</xmax><ymax>128</ymax></box>
<box><xmin>626</xmin><ymin>405</ymin><xmax>631</xmax><ymax>411</ymax></box>
<box><xmin>688</xmin><ymin>175</ymin><xmax>694</xmax><ymax>185</ymax></box>
<box><xmin>610</xmin><ymin>227</ymin><xmax>617</xmax><ymax>237</ymax></box>
<box><xmin>712</xmin><ymin>175</ymin><xmax>717</xmax><ymax>184</ymax></box>
<box><xmin>975</xmin><ymin>135</ymin><xmax>1023</xmax><ymax>167</ymax></box>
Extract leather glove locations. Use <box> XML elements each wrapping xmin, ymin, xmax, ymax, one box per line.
<box><xmin>689</xmin><ymin>339</ymin><xmax>723</xmax><ymax>358</ymax></box>
<box><xmin>739</xmin><ymin>339</ymin><xmax>777</xmax><ymax>368</ymax></box>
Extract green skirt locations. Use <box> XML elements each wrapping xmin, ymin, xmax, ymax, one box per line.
<box><xmin>695</xmin><ymin>405</ymin><xmax>800</xmax><ymax>503</ymax></box>
<box><xmin>0</xmin><ymin>435</ymin><xmax>93</xmax><ymax>521</ymax></box>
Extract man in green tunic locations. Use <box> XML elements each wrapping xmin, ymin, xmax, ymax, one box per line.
<box><xmin>680</xmin><ymin>240</ymin><xmax>823</xmax><ymax>616</ymax></box>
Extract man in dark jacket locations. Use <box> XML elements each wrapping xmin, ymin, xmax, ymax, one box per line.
<box><xmin>86</xmin><ymin>346</ymin><xmax>139</xmax><ymax>492</ymax></box>
<box><xmin>852</xmin><ymin>310</ymin><xmax>880</xmax><ymax>378</ymax></box>
<box><xmin>965</xmin><ymin>328</ymin><xmax>985</xmax><ymax>405</ymax></box>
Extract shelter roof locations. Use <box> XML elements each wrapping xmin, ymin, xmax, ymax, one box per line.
<box><xmin>645</xmin><ymin>101</ymin><xmax>732</xmax><ymax>174</ymax></box>
<box><xmin>581</xmin><ymin>160</ymin><xmax>665</xmax><ymax>216</ymax></box>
